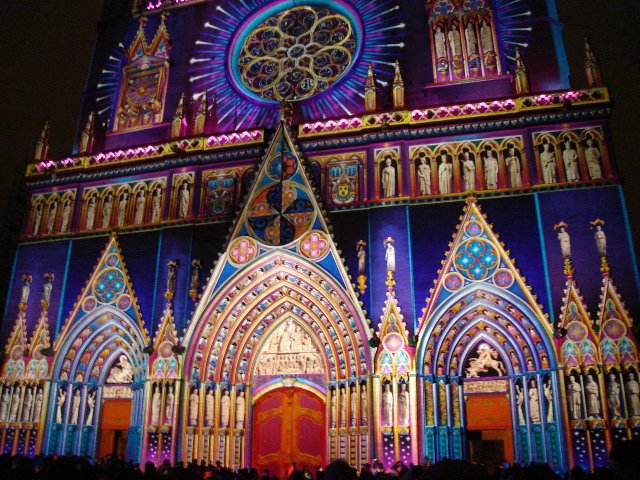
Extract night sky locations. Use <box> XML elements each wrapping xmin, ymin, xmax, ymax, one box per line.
<box><xmin>0</xmin><ymin>1</ymin><xmax>638</xmax><ymax>307</ymax></box>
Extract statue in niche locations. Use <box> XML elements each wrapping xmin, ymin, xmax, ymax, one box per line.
<box><xmin>626</xmin><ymin>373</ymin><xmax>640</xmax><ymax>416</ymax></box>
<box><xmin>9</xmin><ymin>386</ymin><xmax>20</xmax><ymax>422</ymax></box>
<box><xmin>101</xmin><ymin>192</ymin><xmax>113</xmax><ymax>228</ymax></box>
<box><xmin>221</xmin><ymin>390</ymin><xmax>230</xmax><ymax>427</ymax></box>
<box><xmin>567</xmin><ymin>375</ymin><xmax>582</xmax><ymax>420</ymax></box>
<box><xmin>528</xmin><ymin>379</ymin><xmax>540</xmax><ymax>423</ymax></box>
<box><xmin>60</xmin><ymin>198</ymin><xmax>72</xmax><ymax>233</ymax></box>
<box><xmin>434</xmin><ymin>26</ymin><xmax>446</xmax><ymax>59</ymax></box>
<box><xmin>544</xmin><ymin>381</ymin><xmax>554</xmax><ymax>422</ymax></box>
<box><xmin>416</xmin><ymin>152</ymin><xmax>431</xmax><ymax>195</ymax></box>
<box><xmin>607</xmin><ymin>373</ymin><xmax>622</xmax><ymax>418</ymax></box>
<box><xmin>448</xmin><ymin>23</ymin><xmax>462</xmax><ymax>57</ymax></box>
<box><xmin>556</xmin><ymin>225</ymin><xmax>571</xmax><ymax>259</ymax></box>
<box><xmin>339</xmin><ymin>386</ymin><xmax>347</xmax><ymax>427</ymax></box>
<box><xmin>504</xmin><ymin>143</ymin><xmax>522</xmax><ymax>188</ymax></box>
<box><xmin>151</xmin><ymin>187</ymin><xmax>162</xmax><ymax>223</ymax></box>
<box><xmin>20</xmin><ymin>274</ymin><xmax>32</xmax><ymax>305</ymax></box>
<box><xmin>357</xmin><ymin>242</ymin><xmax>366</xmax><ymax>275</ymax></box>
<box><xmin>593</xmin><ymin>223</ymin><xmax>607</xmax><ymax>257</ymax></box>
<box><xmin>205</xmin><ymin>388</ymin><xmax>214</xmax><ymax>426</ymax></box>
<box><xmin>438</xmin><ymin>153</ymin><xmax>453</xmax><ymax>194</ymax></box>
<box><xmin>515</xmin><ymin>383</ymin><xmax>525</xmax><ymax>425</ymax></box>
<box><xmin>177</xmin><ymin>181</ymin><xmax>190</xmax><ymax>219</ymax></box>
<box><xmin>33</xmin><ymin>387</ymin><xmax>43</xmax><ymax>422</ymax></box>
<box><xmin>584</xmin><ymin>135</ymin><xmax>603</xmax><ymax>179</ymax></box>
<box><xmin>165</xmin><ymin>385</ymin><xmax>174</xmax><ymax>424</ymax></box>
<box><xmin>86</xmin><ymin>196</ymin><xmax>96</xmax><ymax>230</ymax></box>
<box><xmin>0</xmin><ymin>387</ymin><xmax>9</xmax><ymax>421</ymax></box>
<box><xmin>465</xmin><ymin>22</ymin><xmax>477</xmax><ymax>55</ymax></box>
<box><xmin>380</xmin><ymin>155</ymin><xmax>397</xmax><ymax>198</ymax></box>
<box><xmin>539</xmin><ymin>139</ymin><xmax>557</xmax><ymax>184</ymax></box>
<box><xmin>56</xmin><ymin>387</ymin><xmax>66</xmax><ymax>423</ymax></box>
<box><xmin>236</xmin><ymin>390</ymin><xmax>245</xmax><ymax>429</ymax></box>
<box><xmin>151</xmin><ymin>384</ymin><xmax>161</xmax><ymax>425</ymax></box>
<box><xmin>460</xmin><ymin>148</ymin><xmax>476</xmax><ymax>192</ymax></box>
<box><xmin>482</xmin><ymin>146</ymin><xmax>499</xmax><ymax>190</ymax></box>
<box><xmin>116</xmin><ymin>192</ymin><xmax>128</xmax><ymax>226</ymax></box>
<box><xmin>465</xmin><ymin>344</ymin><xmax>506</xmax><ymax>377</ymax></box>
<box><xmin>384</xmin><ymin>238</ymin><xmax>395</xmax><ymax>273</ymax></box>
<box><xmin>134</xmin><ymin>190</ymin><xmax>146</xmax><ymax>225</ymax></box>
<box><xmin>106</xmin><ymin>355</ymin><xmax>134</xmax><ymax>383</ymax></box>
<box><xmin>32</xmin><ymin>202</ymin><xmax>43</xmax><ymax>235</ymax></box>
<box><xmin>360</xmin><ymin>385</ymin><xmax>368</xmax><ymax>425</ymax></box>
<box><xmin>399</xmin><ymin>383</ymin><xmax>409</xmax><ymax>426</ymax></box>
<box><xmin>70</xmin><ymin>389</ymin><xmax>81</xmax><ymax>424</ymax></box>
<box><xmin>585</xmin><ymin>374</ymin><xmax>601</xmax><ymax>418</ymax></box>
<box><xmin>480</xmin><ymin>20</ymin><xmax>494</xmax><ymax>54</ymax></box>
<box><xmin>382</xmin><ymin>383</ymin><xmax>393</xmax><ymax>426</ymax></box>
<box><xmin>350</xmin><ymin>385</ymin><xmax>357</xmax><ymax>426</ymax></box>
<box><xmin>330</xmin><ymin>390</ymin><xmax>337</xmax><ymax>427</ymax></box>
<box><xmin>189</xmin><ymin>388</ymin><xmax>199</xmax><ymax>426</ymax></box>
<box><xmin>561</xmin><ymin>138</ymin><xmax>580</xmax><ymax>182</ymax></box>
<box><xmin>21</xmin><ymin>387</ymin><xmax>33</xmax><ymax>422</ymax></box>
<box><xmin>46</xmin><ymin>200</ymin><xmax>58</xmax><ymax>234</ymax></box>
<box><xmin>86</xmin><ymin>390</ymin><xmax>95</xmax><ymax>424</ymax></box>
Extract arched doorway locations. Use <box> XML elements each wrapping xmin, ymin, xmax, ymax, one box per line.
<box><xmin>251</xmin><ymin>386</ymin><xmax>326</xmax><ymax>478</ymax></box>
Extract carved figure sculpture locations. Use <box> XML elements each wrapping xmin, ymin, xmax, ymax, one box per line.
<box><xmin>86</xmin><ymin>196</ymin><xmax>96</xmax><ymax>230</ymax></box>
<box><xmin>189</xmin><ymin>388</ymin><xmax>199</xmax><ymax>426</ymax></box>
<box><xmin>206</xmin><ymin>388</ymin><xmax>214</xmax><ymax>426</ymax></box>
<box><xmin>384</xmin><ymin>239</ymin><xmax>395</xmax><ymax>273</ymax></box>
<box><xmin>107</xmin><ymin>355</ymin><xmax>134</xmax><ymax>383</ymax></box>
<box><xmin>221</xmin><ymin>390</ymin><xmax>230</xmax><ymax>427</ymax></box>
<box><xmin>32</xmin><ymin>203</ymin><xmax>43</xmax><ymax>235</ymax></box>
<box><xmin>0</xmin><ymin>387</ymin><xmax>9</xmax><ymax>421</ymax></box>
<box><xmin>416</xmin><ymin>153</ymin><xmax>431</xmax><ymax>195</ymax></box>
<box><xmin>20</xmin><ymin>275</ymin><xmax>32</xmax><ymax>305</ymax></box>
<box><xmin>438</xmin><ymin>155</ymin><xmax>452</xmax><ymax>194</ymax></box>
<box><xmin>544</xmin><ymin>381</ymin><xmax>554</xmax><ymax>422</ymax></box>
<box><xmin>86</xmin><ymin>390</ymin><xmax>95</xmax><ymax>424</ymax></box>
<box><xmin>339</xmin><ymin>387</ymin><xmax>347</xmax><ymax>427</ymax></box>
<box><xmin>448</xmin><ymin>24</ymin><xmax>462</xmax><ymax>56</ymax></box>
<box><xmin>585</xmin><ymin>137</ymin><xmax>603</xmax><ymax>179</ymax></box>
<box><xmin>357</xmin><ymin>242</ymin><xmax>366</xmax><ymax>275</ymax></box>
<box><xmin>134</xmin><ymin>190</ymin><xmax>146</xmax><ymax>224</ymax></box>
<box><xmin>60</xmin><ymin>199</ymin><xmax>72</xmax><ymax>233</ymax></box>
<box><xmin>330</xmin><ymin>390</ymin><xmax>337</xmax><ymax>427</ymax></box>
<box><xmin>101</xmin><ymin>193</ymin><xmax>113</xmax><ymax>228</ymax></box>
<box><xmin>505</xmin><ymin>145</ymin><xmax>522</xmax><ymax>188</ymax></box>
<box><xmin>399</xmin><ymin>383</ymin><xmax>410</xmax><ymax>426</ymax></box>
<box><xmin>382</xmin><ymin>383</ymin><xmax>393</xmax><ymax>426</ymax></box>
<box><xmin>568</xmin><ymin>375</ymin><xmax>582</xmax><ymax>420</ymax></box>
<box><xmin>33</xmin><ymin>387</ymin><xmax>43</xmax><ymax>422</ymax></box>
<box><xmin>22</xmin><ymin>387</ymin><xmax>33</xmax><ymax>422</ymax></box>
<box><xmin>236</xmin><ymin>390</ymin><xmax>245</xmax><ymax>429</ymax></box>
<box><xmin>461</xmin><ymin>149</ymin><xmax>476</xmax><ymax>191</ymax></box>
<box><xmin>483</xmin><ymin>147</ymin><xmax>499</xmax><ymax>190</ymax></box>
<box><xmin>56</xmin><ymin>387</ymin><xmax>66</xmax><ymax>423</ymax></box>
<box><xmin>540</xmin><ymin>141</ymin><xmax>557</xmax><ymax>184</ymax></box>
<box><xmin>626</xmin><ymin>373</ymin><xmax>640</xmax><ymax>416</ymax></box>
<box><xmin>381</xmin><ymin>156</ymin><xmax>396</xmax><ymax>198</ymax></box>
<box><xmin>594</xmin><ymin>225</ymin><xmax>607</xmax><ymax>257</ymax></box>
<box><xmin>70</xmin><ymin>389</ymin><xmax>81</xmax><ymax>424</ymax></box>
<box><xmin>434</xmin><ymin>26</ymin><xmax>446</xmax><ymax>59</ymax></box>
<box><xmin>151</xmin><ymin>187</ymin><xmax>162</xmax><ymax>223</ymax></box>
<box><xmin>585</xmin><ymin>374</ymin><xmax>601</xmax><ymax>418</ymax></box>
<box><xmin>607</xmin><ymin>373</ymin><xmax>622</xmax><ymax>418</ymax></box>
<box><xmin>360</xmin><ymin>385</ymin><xmax>368</xmax><ymax>425</ymax></box>
<box><xmin>529</xmin><ymin>380</ymin><xmax>540</xmax><ymax>423</ymax></box>
<box><xmin>151</xmin><ymin>385</ymin><xmax>161</xmax><ymax>425</ymax></box>
<box><xmin>177</xmin><ymin>182</ymin><xmax>190</xmax><ymax>219</ymax></box>
<box><xmin>9</xmin><ymin>387</ymin><xmax>20</xmax><ymax>422</ymax></box>
<box><xmin>46</xmin><ymin>200</ymin><xmax>58</xmax><ymax>234</ymax></box>
<box><xmin>557</xmin><ymin>227</ymin><xmax>571</xmax><ymax>259</ymax></box>
<box><xmin>117</xmin><ymin>192</ymin><xmax>128</xmax><ymax>226</ymax></box>
<box><xmin>465</xmin><ymin>22</ymin><xmax>477</xmax><ymax>55</ymax></box>
<box><xmin>516</xmin><ymin>384</ymin><xmax>525</xmax><ymax>425</ymax></box>
<box><xmin>165</xmin><ymin>386</ymin><xmax>175</xmax><ymax>424</ymax></box>
<box><xmin>480</xmin><ymin>20</ymin><xmax>493</xmax><ymax>54</ymax></box>
<box><xmin>561</xmin><ymin>139</ymin><xmax>579</xmax><ymax>182</ymax></box>
<box><xmin>350</xmin><ymin>385</ymin><xmax>358</xmax><ymax>426</ymax></box>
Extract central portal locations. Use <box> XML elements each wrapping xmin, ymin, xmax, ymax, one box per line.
<box><xmin>251</xmin><ymin>387</ymin><xmax>326</xmax><ymax>478</ymax></box>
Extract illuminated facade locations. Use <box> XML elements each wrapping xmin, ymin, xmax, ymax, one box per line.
<box><xmin>1</xmin><ymin>0</ymin><xmax>639</xmax><ymax>477</ymax></box>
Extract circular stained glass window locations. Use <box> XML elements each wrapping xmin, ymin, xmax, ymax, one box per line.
<box><xmin>232</xmin><ymin>4</ymin><xmax>359</xmax><ymax>102</ymax></box>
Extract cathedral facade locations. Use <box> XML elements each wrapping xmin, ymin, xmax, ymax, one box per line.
<box><xmin>1</xmin><ymin>0</ymin><xmax>638</xmax><ymax>477</ymax></box>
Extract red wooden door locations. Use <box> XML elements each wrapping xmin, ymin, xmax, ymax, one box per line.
<box><xmin>252</xmin><ymin>388</ymin><xmax>325</xmax><ymax>478</ymax></box>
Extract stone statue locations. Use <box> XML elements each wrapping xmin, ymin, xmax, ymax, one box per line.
<box><xmin>626</xmin><ymin>373</ymin><xmax>640</xmax><ymax>416</ymax></box>
<box><xmin>339</xmin><ymin>387</ymin><xmax>347</xmax><ymax>427</ymax></box>
<box><xmin>177</xmin><ymin>182</ymin><xmax>190</xmax><ymax>219</ymax></box>
<box><xmin>235</xmin><ymin>390</ymin><xmax>245</xmax><ymax>429</ymax></box>
<box><xmin>134</xmin><ymin>190</ymin><xmax>146</xmax><ymax>225</ymax></box>
<box><xmin>189</xmin><ymin>388</ymin><xmax>199</xmax><ymax>426</ymax></box>
<box><xmin>399</xmin><ymin>383</ymin><xmax>409</xmax><ymax>426</ymax></box>
<box><xmin>607</xmin><ymin>373</ymin><xmax>622</xmax><ymax>418</ymax></box>
<box><xmin>416</xmin><ymin>152</ymin><xmax>431</xmax><ymax>195</ymax></box>
<box><xmin>465</xmin><ymin>22</ymin><xmax>477</xmax><ymax>55</ymax></box>
<box><xmin>505</xmin><ymin>144</ymin><xmax>522</xmax><ymax>188</ymax></box>
<box><xmin>382</xmin><ymin>383</ymin><xmax>393</xmax><ymax>426</ymax></box>
<box><xmin>438</xmin><ymin>154</ymin><xmax>453</xmax><ymax>194</ymax></box>
<box><xmin>528</xmin><ymin>379</ymin><xmax>540</xmax><ymax>423</ymax></box>
<box><xmin>56</xmin><ymin>387</ymin><xmax>66</xmax><ymax>423</ymax></box>
<box><xmin>585</xmin><ymin>374</ymin><xmax>601</xmax><ymax>418</ymax></box>
<box><xmin>101</xmin><ymin>193</ymin><xmax>113</xmax><ymax>229</ymax></box>
<box><xmin>221</xmin><ymin>390</ymin><xmax>230</xmax><ymax>427</ymax></box>
<box><xmin>360</xmin><ymin>385</ymin><xmax>368</xmax><ymax>425</ymax></box>
<box><xmin>20</xmin><ymin>274</ymin><xmax>32</xmax><ymax>305</ymax></box>
<box><xmin>165</xmin><ymin>385</ymin><xmax>174</xmax><ymax>424</ymax></box>
<box><xmin>381</xmin><ymin>155</ymin><xmax>396</xmax><ymax>198</ymax></box>
<box><xmin>32</xmin><ymin>202</ymin><xmax>43</xmax><ymax>235</ymax></box>
<box><xmin>480</xmin><ymin>20</ymin><xmax>493</xmax><ymax>54</ymax></box>
<box><xmin>350</xmin><ymin>385</ymin><xmax>358</xmax><ymax>426</ymax></box>
<box><xmin>330</xmin><ymin>390</ymin><xmax>337</xmax><ymax>427</ymax></box>
<box><xmin>585</xmin><ymin>137</ymin><xmax>603</xmax><ymax>179</ymax></box>
<box><xmin>151</xmin><ymin>384</ymin><xmax>161</xmax><ymax>425</ymax></box>
<box><xmin>544</xmin><ymin>381</ymin><xmax>554</xmax><ymax>422</ymax></box>
<box><xmin>167</xmin><ymin>261</ymin><xmax>178</xmax><ymax>296</ymax></box>
<box><xmin>9</xmin><ymin>386</ymin><xmax>20</xmax><ymax>422</ymax></box>
<box><xmin>540</xmin><ymin>141</ymin><xmax>557</xmax><ymax>184</ymax></box>
<box><xmin>205</xmin><ymin>388</ymin><xmax>214</xmax><ymax>426</ymax></box>
<box><xmin>190</xmin><ymin>260</ymin><xmax>202</xmax><ymax>292</ymax></box>
<box><xmin>106</xmin><ymin>355</ymin><xmax>134</xmax><ymax>383</ymax></box>
<box><xmin>60</xmin><ymin>199</ymin><xmax>72</xmax><ymax>233</ymax></box>
<box><xmin>448</xmin><ymin>23</ymin><xmax>462</xmax><ymax>57</ymax></box>
<box><xmin>434</xmin><ymin>26</ymin><xmax>446</xmax><ymax>59</ymax></box>
<box><xmin>557</xmin><ymin>226</ymin><xmax>571</xmax><ymax>259</ymax></box>
<box><xmin>384</xmin><ymin>238</ymin><xmax>395</xmax><ymax>273</ymax></box>
<box><xmin>33</xmin><ymin>387</ymin><xmax>43</xmax><ymax>422</ymax></box>
<box><xmin>86</xmin><ymin>390</ymin><xmax>95</xmax><ymax>424</ymax></box>
<box><xmin>483</xmin><ymin>147</ymin><xmax>499</xmax><ymax>190</ymax></box>
<box><xmin>42</xmin><ymin>273</ymin><xmax>54</xmax><ymax>304</ymax></box>
<box><xmin>86</xmin><ymin>196</ymin><xmax>96</xmax><ymax>230</ymax></box>
<box><xmin>594</xmin><ymin>224</ymin><xmax>607</xmax><ymax>257</ymax></box>
<box><xmin>568</xmin><ymin>375</ymin><xmax>582</xmax><ymax>420</ymax></box>
<box><xmin>46</xmin><ymin>200</ymin><xmax>58</xmax><ymax>234</ymax></box>
<box><xmin>357</xmin><ymin>242</ymin><xmax>366</xmax><ymax>275</ymax></box>
<box><xmin>70</xmin><ymin>389</ymin><xmax>81</xmax><ymax>424</ymax></box>
<box><xmin>0</xmin><ymin>387</ymin><xmax>9</xmax><ymax>421</ymax></box>
<box><xmin>22</xmin><ymin>387</ymin><xmax>33</xmax><ymax>422</ymax></box>
<box><xmin>461</xmin><ymin>149</ymin><xmax>476</xmax><ymax>191</ymax></box>
<box><xmin>151</xmin><ymin>187</ymin><xmax>162</xmax><ymax>223</ymax></box>
<box><xmin>117</xmin><ymin>192</ymin><xmax>128</xmax><ymax>226</ymax></box>
<box><xmin>562</xmin><ymin>139</ymin><xmax>579</xmax><ymax>182</ymax></box>
<box><xmin>516</xmin><ymin>383</ymin><xmax>525</xmax><ymax>425</ymax></box>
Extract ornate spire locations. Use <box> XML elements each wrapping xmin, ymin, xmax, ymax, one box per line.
<box><xmin>79</xmin><ymin>112</ymin><xmax>96</xmax><ymax>154</ymax></box>
<box><xmin>553</xmin><ymin>222</ymin><xmax>573</xmax><ymax>277</ymax></box>
<box><xmin>364</xmin><ymin>63</ymin><xmax>377</xmax><ymax>112</ymax></box>
<box><xmin>392</xmin><ymin>60</ymin><xmax>405</xmax><ymax>109</ymax></box>
<box><xmin>590</xmin><ymin>219</ymin><xmax>608</xmax><ymax>273</ymax></box>
<box><xmin>193</xmin><ymin>92</ymin><xmax>207</xmax><ymax>136</ymax></box>
<box><xmin>513</xmin><ymin>47</ymin><xmax>530</xmax><ymax>95</ymax></box>
<box><xmin>171</xmin><ymin>93</ymin><xmax>186</xmax><ymax>138</ymax></box>
<box><xmin>583</xmin><ymin>37</ymin><xmax>602</xmax><ymax>87</ymax></box>
<box><xmin>34</xmin><ymin>121</ymin><xmax>50</xmax><ymax>161</ymax></box>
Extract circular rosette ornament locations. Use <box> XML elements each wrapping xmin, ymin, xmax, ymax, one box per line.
<box><xmin>82</xmin><ymin>296</ymin><xmax>97</xmax><ymax>313</ymax></box>
<box><xmin>454</xmin><ymin>238</ymin><xmax>499</xmax><ymax>281</ymax></box>
<box><xmin>492</xmin><ymin>269</ymin><xmax>514</xmax><ymax>288</ymax></box>
<box><xmin>299</xmin><ymin>230</ymin><xmax>330</xmax><ymax>260</ymax></box>
<box><xmin>229</xmin><ymin>237</ymin><xmax>259</xmax><ymax>265</ymax></box>
<box><xmin>93</xmin><ymin>268</ymin><xmax>126</xmax><ymax>304</ymax></box>
<box><xmin>443</xmin><ymin>272</ymin><xmax>464</xmax><ymax>292</ymax></box>
<box><xmin>383</xmin><ymin>332</ymin><xmax>405</xmax><ymax>353</ymax></box>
